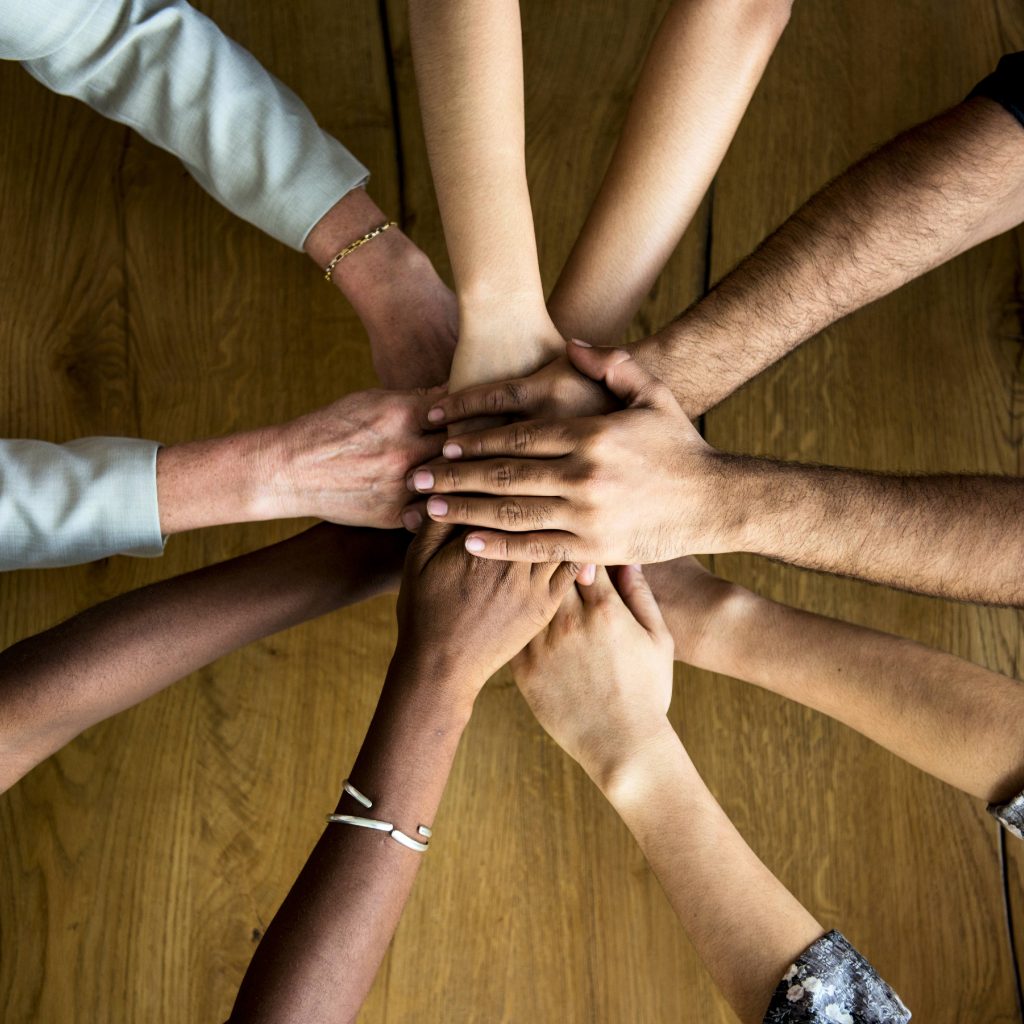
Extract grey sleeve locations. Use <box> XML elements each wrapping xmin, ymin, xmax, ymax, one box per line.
<box><xmin>7</xmin><ymin>0</ymin><xmax>369</xmax><ymax>250</ymax></box>
<box><xmin>0</xmin><ymin>437</ymin><xmax>164</xmax><ymax>570</ymax></box>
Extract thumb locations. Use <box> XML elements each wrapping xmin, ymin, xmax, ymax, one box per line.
<box><xmin>614</xmin><ymin>564</ymin><xmax>669</xmax><ymax>637</ymax></box>
<box><xmin>566</xmin><ymin>339</ymin><xmax>666</xmax><ymax>409</ymax></box>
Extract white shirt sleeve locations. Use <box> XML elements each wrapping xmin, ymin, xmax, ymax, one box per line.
<box><xmin>0</xmin><ymin>0</ymin><xmax>370</xmax><ymax>250</ymax></box>
<box><xmin>0</xmin><ymin>437</ymin><xmax>164</xmax><ymax>571</ymax></box>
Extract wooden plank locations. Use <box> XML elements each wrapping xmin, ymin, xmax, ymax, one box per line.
<box><xmin>700</xmin><ymin>1</ymin><xmax>1024</xmax><ymax>1020</ymax></box>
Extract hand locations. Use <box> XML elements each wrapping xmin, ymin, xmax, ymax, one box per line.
<box><xmin>259</xmin><ymin>388</ymin><xmax>446</xmax><ymax>528</ymax></box>
<box><xmin>393</xmin><ymin>521</ymin><xmax>583</xmax><ymax>704</ymax></box>
<box><xmin>422</xmin><ymin>351</ymin><xmax>616</xmax><ymax>429</ymax></box>
<box><xmin>512</xmin><ymin>564</ymin><xmax>675</xmax><ymax>782</ymax></box>
<box><xmin>409</xmin><ymin>342</ymin><xmax>742</xmax><ymax>564</ymax></box>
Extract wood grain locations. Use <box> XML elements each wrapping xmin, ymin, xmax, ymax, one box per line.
<box><xmin>0</xmin><ymin>1</ymin><xmax>1021</xmax><ymax>1022</ymax></box>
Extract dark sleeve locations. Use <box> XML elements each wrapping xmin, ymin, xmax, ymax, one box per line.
<box><xmin>968</xmin><ymin>52</ymin><xmax>1024</xmax><ymax>128</ymax></box>
<box><xmin>989</xmin><ymin>789</ymin><xmax>1024</xmax><ymax>838</ymax></box>
<box><xmin>762</xmin><ymin>931</ymin><xmax>911</xmax><ymax>1024</ymax></box>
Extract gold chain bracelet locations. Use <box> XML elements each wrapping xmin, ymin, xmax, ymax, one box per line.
<box><xmin>322</xmin><ymin>221</ymin><xmax>397</xmax><ymax>282</ymax></box>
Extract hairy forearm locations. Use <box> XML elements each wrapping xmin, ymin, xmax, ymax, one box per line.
<box><xmin>670</xmin><ymin>580</ymin><xmax>1024</xmax><ymax>804</ymax></box>
<box><xmin>643</xmin><ymin>97</ymin><xmax>1024</xmax><ymax>417</ymax></box>
<box><xmin>596</xmin><ymin>726</ymin><xmax>822</xmax><ymax>1024</ymax></box>
<box><xmin>229</xmin><ymin>655</ymin><xmax>471</xmax><ymax>1023</ymax></box>
<box><xmin>722</xmin><ymin>457</ymin><xmax>1024</xmax><ymax>605</ymax></box>
<box><xmin>549</xmin><ymin>0</ymin><xmax>790</xmax><ymax>343</ymax></box>
<box><xmin>0</xmin><ymin>525</ymin><xmax>406</xmax><ymax>791</ymax></box>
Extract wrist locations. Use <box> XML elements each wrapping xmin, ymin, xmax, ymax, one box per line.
<box><xmin>156</xmin><ymin>430</ymin><xmax>269</xmax><ymax>535</ymax></box>
<box><xmin>386</xmin><ymin>645</ymin><xmax>481</xmax><ymax>725</ymax></box>
<box><xmin>581</xmin><ymin>717</ymin><xmax>683</xmax><ymax>798</ymax></box>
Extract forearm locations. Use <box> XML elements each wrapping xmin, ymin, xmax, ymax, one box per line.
<box><xmin>642</xmin><ymin>97</ymin><xmax>1024</xmax><ymax>417</ymax></box>
<box><xmin>721</xmin><ymin>457</ymin><xmax>1024</xmax><ymax>605</ymax></box>
<box><xmin>229</xmin><ymin>655</ymin><xmax>471</xmax><ymax>1023</ymax></box>
<box><xmin>549</xmin><ymin>0</ymin><xmax>790</xmax><ymax>343</ymax></box>
<box><xmin>408</xmin><ymin>0</ymin><xmax>561</xmax><ymax>385</ymax></box>
<box><xmin>0</xmin><ymin>524</ymin><xmax>406</xmax><ymax>791</ymax></box>
<box><xmin>594</xmin><ymin>726</ymin><xmax>822</xmax><ymax>1024</ymax></box>
<box><xmin>664</xmin><ymin>577</ymin><xmax>1024</xmax><ymax>804</ymax></box>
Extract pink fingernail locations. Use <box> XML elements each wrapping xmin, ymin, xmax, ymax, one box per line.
<box><xmin>427</xmin><ymin>407</ymin><xmax>445</xmax><ymax>423</ymax></box>
<box><xmin>426</xmin><ymin>497</ymin><xmax>448</xmax><ymax>517</ymax></box>
<box><xmin>465</xmin><ymin>537</ymin><xmax>486</xmax><ymax>553</ymax></box>
<box><xmin>413</xmin><ymin>470</ymin><xmax>434</xmax><ymax>491</ymax></box>
<box><xmin>630</xmin><ymin>564</ymin><xmax>643</xmax><ymax>572</ymax></box>
<box><xmin>443</xmin><ymin>442</ymin><xmax>463</xmax><ymax>459</ymax></box>
<box><xmin>402</xmin><ymin>509</ymin><xmax>423</xmax><ymax>531</ymax></box>
<box><xmin>570</xmin><ymin>338</ymin><xmax>593</xmax><ymax>348</ymax></box>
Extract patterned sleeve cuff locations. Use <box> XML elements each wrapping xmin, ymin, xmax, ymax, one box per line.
<box><xmin>968</xmin><ymin>52</ymin><xmax>1024</xmax><ymax>129</ymax></box>
<box><xmin>763</xmin><ymin>931</ymin><xmax>910</xmax><ymax>1024</ymax></box>
<box><xmin>988</xmin><ymin>790</ymin><xmax>1024</xmax><ymax>838</ymax></box>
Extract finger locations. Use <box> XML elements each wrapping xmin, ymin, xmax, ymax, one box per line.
<box><xmin>401</xmin><ymin>500</ymin><xmax>427</xmax><ymax>533</ymax></box>
<box><xmin>547</xmin><ymin>559</ymin><xmax>583</xmax><ymax>602</ymax></box>
<box><xmin>426</xmin><ymin>494</ymin><xmax>567</xmax><ymax>532</ymax></box>
<box><xmin>425</xmin><ymin>377</ymin><xmax>536</xmax><ymax>428</ymax></box>
<box><xmin>408</xmin><ymin>432</ymin><xmax>446</xmax><ymax>466</ymax></box>
<box><xmin>566</xmin><ymin>339</ymin><xmax>671</xmax><ymax>410</ymax></box>
<box><xmin>408</xmin><ymin>518</ymin><xmax>456</xmax><ymax>570</ymax></box>
<box><xmin>578</xmin><ymin>564</ymin><xmax>616</xmax><ymax>603</ymax></box>
<box><xmin>463</xmin><ymin>530</ymin><xmax>584</xmax><ymax>563</ymax></box>
<box><xmin>435</xmin><ymin>419</ymin><xmax>576</xmax><ymax>461</ymax></box>
<box><xmin>410</xmin><ymin>458</ymin><xmax>566</xmax><ymax>497</ymax></box>
<box><xmin>614</xmin><ymin>564</ymin><xmax>669</xmax><ymax>637</ymax></box>
<box><xmin>577</xmin><ymin>563</ymin><xmax>597</xmax><ymax>587</ymax></box>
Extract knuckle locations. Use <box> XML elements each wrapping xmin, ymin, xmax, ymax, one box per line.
<box><xmin>527</xmin><ymin>539</ymin><xmax>551</xmax><ymax>561</ymax></box>
<box><xmin>498</xmin><ymin>500</ymin><xmax>526</xmax><ymax>527</ymax></box>
<box><xmin>511</xmin><ymin>425</ymin><xmax>535</xmax><ymax>453</ymax></box>
<box><xmin>442</xmin><ymin>464</ymin><xmax>462</xmax><ymax>490</ymax></box>
<box><xmin>490</xmin><ymin>461</ymin><xmax>516</xmax><ymax>488</ymax></box>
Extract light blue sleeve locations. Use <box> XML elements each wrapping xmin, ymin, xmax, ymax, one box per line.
<box><xmin>1</xmin><ymin>0</ymin><xmax>369</xmax><ymax>249</ymax></box>
<box><xmin>0</xmin><ymin>437</ymin><xmax>164</xmax><ymax>570</ymax></box>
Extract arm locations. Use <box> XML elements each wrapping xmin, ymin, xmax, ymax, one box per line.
<box><xmin>407</xmin><ymin>0</ymin><xmax>563</xmax><ymax>390</ymax></box>
<box><xmin>640</xmin><ymin>85</ymin><xmax>1024</xmax><ymax>417</ymax></box>
<box><xmin>413</xmin><ymin>344</ymin><xmax>1024</xmax><ymax>605</ymax></box>
<box><xmin>548</xmin><ymin>0</ymin><xmax>791</xmax><ymax>343</ymax></box>
<box><xmin>644</xmin><ymin>556</ymin><xmax>1024</xmax><ymax>806</ymax></box>
<box><xmin>9</xmin><ymin>0</ymin><xmax>456</xmax><ymax>390</ymax></box>
<box><xmin>0</xmin><ymin>388</ymin><xmax>441</xmax><ymax>570</ymax></box>
<box><xmin>513</xmin><ymin>566</ymin><xmax>908</xmax><ymax>1023</ymax></box>
<box><xmin>0</xmin><ymin>523</ymin><xmax>407</xmax><ymax>792</ymax></box>
<box><xmin>228</xmin><ymin>521</ymin><xmax>581</xmax><ymax>1022</ymax></box>
<box><xmin>423</xmin><ymin>64</ymin><xmax>1024</xmax><ymax>420</ymax></box>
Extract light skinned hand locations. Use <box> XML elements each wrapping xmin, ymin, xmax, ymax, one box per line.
<box><xmin>261</xmin><ymin>387</ymin><xmax>447</xmax><ymax>528</ymax></box>
<box><xmin>512</xmin><ymin>564</ymin><xmax>675</xmax><ymax>782</ymax></box>
<box><xmin>409</xmin><ymin>341</ymin><xmax>737</xmax><ymax>564</ymax></box>
<box><xmin>424</xmin><ymin>351</ymin><xmax>616</xmax><ymax>429</ymax></box>
<box><xmin>393</xmin><ymin>520</ymin><xmax>584</xmax><ymax>705</ymax></box>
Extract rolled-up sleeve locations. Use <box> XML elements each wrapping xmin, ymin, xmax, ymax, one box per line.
<box><xmin>1</xmin><ymin>0</ymin><xmax>369</xmax><ymax>249</ymax></box>
<box><xmin>968</xmin><ymin>52</ymin><xmax>1024</xmax><ymax>129</ymax></box>
<box><xmin>0</xmin><ymin>437</ymin><xmax>164</xmax><ymax>570</ymax></box>
<box><xmin>762</xmin><ymin>931</ymin><xmax>910</xmax><ymax>1024</ymax></box>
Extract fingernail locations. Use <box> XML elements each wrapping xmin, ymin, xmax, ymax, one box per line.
<box><xmin>465</xmin><ymin>536</ymin><xmax>486</xmax><ymax>553</ymax></box>
<box><xmin>443</xmin><ymin>442</ymin><xmax>463</xmax><ymax>459</ymax></box>
<box><xmin>402</xmin><ymin>509</ymin><xmax>423</xmax><ymax>531</ymax></box>
<box><xmin>579</xmin><ymin>563</ymin><xmax>596</xmax><ymax>585</ymax></box>
<box><xmin>630</xmin><ymin>564</ymin><xmax>643</xmax><ymax>573</ymax></box>
<box><xmin>426</xmin><ymin>496</ymin><xmax>448</xmax><ymax>517</ymax></box>
<box><xmin>413</xmin><ymin>470</ymin><xmax>434</xmax><ymax>491</ymax></box>
<box><xmin>427</xmin><ymin>407</ymin><xmax>445</xmax><ymax>423</ymax></box>
<box><xmin>570</xmin><ymin>338</ymin><xmax>592</xmax><ymax>348</ymax></box>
